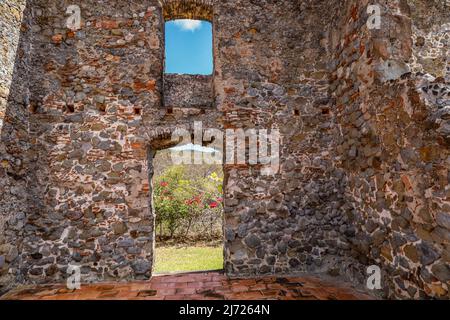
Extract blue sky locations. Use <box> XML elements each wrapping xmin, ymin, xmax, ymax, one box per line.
<box><xmin>165</xmin><ymin>20</ymin><xmax>213</xmax><ymax>75</ymax></box>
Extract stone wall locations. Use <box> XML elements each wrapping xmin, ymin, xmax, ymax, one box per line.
<box><xmin>0</xmin><ymin>0</ymin><xmax>31</xmax><ymax>292</ymax></box>
<box><xmin>215</xmin><ymin>0</ymin><xmax>358</xmax><ymax>278</ymax></box>
<box><xmin>11</xmin><ymin>0</ymin><xmax>164</xmax><ymax>285</ymax></box>
<box><xmin>0</xmin><ymin>0</ymin><xmax>448</xmax><ymax>299</ymax></box>
<box><xmin>329</xmin><ymin>0</ymin><xmax>449</xmax><ymax>298</ymax></box>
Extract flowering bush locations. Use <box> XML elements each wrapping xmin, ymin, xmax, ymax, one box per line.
<box><xmin>154</xmin><ymin>165</ymin><xmax>223</xmax><ymax>240</ymax></box>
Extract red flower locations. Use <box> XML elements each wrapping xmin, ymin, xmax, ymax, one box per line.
<box><xmin>160</xmin><ymin>181</ymin><xmax>168</xmax><ymax>187</ymax></box>
<box><xmin>209</xmin><ymin>201</ymin><xmax>218</xmax><ymax>208</ymax></box>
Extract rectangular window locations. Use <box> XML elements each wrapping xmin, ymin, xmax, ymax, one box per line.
<box><xmin>164</xmin><ymin>19</ymin><xmax>213</xmax><ymax>75</ymax></box>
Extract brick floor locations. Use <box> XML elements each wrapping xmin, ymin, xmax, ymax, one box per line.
<box><xmin>0</xmin><ymin>272</ymin><xmax>375</xmax><ymax>300</ymax></box>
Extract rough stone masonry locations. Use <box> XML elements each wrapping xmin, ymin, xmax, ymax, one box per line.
<box><xmin>0</xmin><ymin>0</ymin><xmax>448</xmax><ymax>299</ymax></box>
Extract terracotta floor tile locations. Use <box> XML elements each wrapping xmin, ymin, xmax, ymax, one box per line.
<box><xmin>212</xmin><ymin>275</ymin><xmax>227</xmax><ymax>282</ymax></box>
<box><xmin>231</xmin><ymin>285</ymin><xmax>250</xmax><ymax>293</ymax></box>
<box><xmin>175</xmin><ymin>287</ymin><xmax>198</xmax><ymax>295</ymax></box>
<box><xmin>154</xmin><ymin>288</ymin><xmax>177</xmax><ymax>295</ymax></box>
<box><xmin>250</xmin><ymin>283</ymin><xmax>267</xmax><ymax>290</ymax></box>
<box><xmin>186</xmin><ymin>282</ymin><xmax>204</xmax><ymax>288</ymax></box>
<box><xmin>203</xmin><ymin>281</ymin><xmax>223</xmax><ymax>287</ymax></box>
<box><xmin>213</xmin><ymin>287</ymin><xmax>232</xmax><ymax>294</ymax></box>
<box><xmin>267</xmin><ymin>283</ymin><xmax>284</xmax><ymax>290</ymax></box>
<box><xmin>150</xmin><ymin>282</ymin><xmax>168</xmax><ymax>289</ymax></box>
<box><xmin>166</xmin><ymin>281</ymin><xmax>188</xmax><ymax>288</ymax></box>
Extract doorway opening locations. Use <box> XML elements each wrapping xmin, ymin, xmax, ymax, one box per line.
<box><xmin>152</xmin><ymin>144</ymin><xmax>224</xmax><ymax>274</ymax></box>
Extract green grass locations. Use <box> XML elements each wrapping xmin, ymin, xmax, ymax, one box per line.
<box><xmin>154</xmin><ymin>246</ymin><xmax>223</xmax><ymax>273</ymax></box>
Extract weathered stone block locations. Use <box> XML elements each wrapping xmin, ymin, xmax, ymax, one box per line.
<box><xmin>164</xmin><ymin>74</ymin><xmax>213</xmax><ymax>109</ymax></box>
<box><xmin>436</xmin><ymin>212</ymin><xmax>450</xmax><ymax>230</ymax></box>
<box><xmin>244</xmin><ymin>235</ymin><xmax>261</xmax><ymax>249</ymax></box>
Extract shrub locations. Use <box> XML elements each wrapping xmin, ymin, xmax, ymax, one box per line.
<box><xmin>154</xmin><ymin>165</ymin><xmax>223</xmax><ymax>241</ymax></box>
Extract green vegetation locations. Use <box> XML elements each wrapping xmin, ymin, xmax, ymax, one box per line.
<box><xmin>154</xmin><ymin>164</ymin><xmax>223</xmax><ymax>240</ymax></box>
<box><xmin>153</xmin><ymin>246</ymin><xmax>223</xmax><ymax>273</ymax></box>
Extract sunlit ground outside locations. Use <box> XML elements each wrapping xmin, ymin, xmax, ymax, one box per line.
<box><xmin>154</xmin><ymin>246</ymin><xmax>223</xmax><ymax>273</ymax></box>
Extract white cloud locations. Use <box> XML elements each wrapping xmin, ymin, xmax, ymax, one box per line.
<box><xmin>170</xmin><ymin>143</ymin><xmax>220</xmax><ymax>154</ymax></box>
<box><xmin>173</xmin><ymin>19</ymin><xmax>202</xmax><ymax>32</ymax></box>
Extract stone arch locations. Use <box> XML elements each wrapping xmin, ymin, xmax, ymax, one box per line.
<box><xmin>160</xmin><ymin>0</ymin><xmax>214</xmax><ymax>21</ymax></box>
